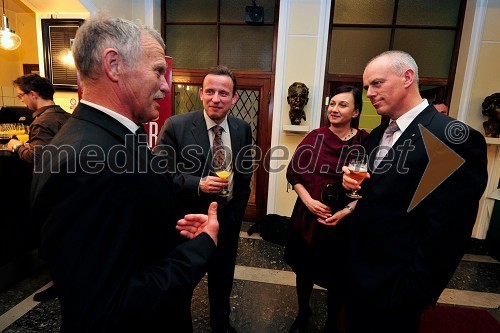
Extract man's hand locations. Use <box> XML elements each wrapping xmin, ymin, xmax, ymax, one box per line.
<box><xmin>7</xmin><ymin>139</ymin><xmax>21</xmax><ymax>152</ymax></box>
<box><xmin>199</xmin><ymin>176</ymin><xmax>229</xmax><ymax>194</ymax></box>
<box><xmin>342</xmin><ymin>165</ymin><xmax>370</xmax><ymax>190</ymax></box>
<box><xmin>176</xmin><ymin>201</ymin><xmax>219</xmax><ymax>245</ymax></box>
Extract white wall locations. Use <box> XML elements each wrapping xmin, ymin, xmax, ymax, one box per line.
<box><xmin>452</xmin><ymin>0</ymin><xmax>500</xmax><ymax>239</ymax></box>
<box><xmin>267</xmin><ymin>0</ymin><xmax>331</xmax><ymax>216</ymax></box>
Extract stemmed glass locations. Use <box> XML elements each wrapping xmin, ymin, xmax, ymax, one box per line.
<box><xmin>0</xmin><ymin>132</ymin><xmax>10</xmax><ymax>150</ymax></box>
<box><xmin>0</xmin><ymin>124</ymin><xmax>12</xmax><ymax>150</ymax></box>
<box><xmin>213</xmin><ymin>150</ymin><xmax>232</xmax><ymax>197</ymax></box>
<box><xmin>345</xmin><ymin>153</ymin><xmax>368</xmax><ymax>199</ymax></box>
<box><xmin>15</xmin><ymin>124</ymin><xmax>29</xmax><ymax>143</ymax></box>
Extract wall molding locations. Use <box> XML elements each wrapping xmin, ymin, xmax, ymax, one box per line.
<box><xmin>457</xmin><ymin>0</ymin><xmax>488</xmax><ymax>123</ymax></box>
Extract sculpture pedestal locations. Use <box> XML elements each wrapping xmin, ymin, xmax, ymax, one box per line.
<box><xmin>282</xmin><ymin>125</ymin><xmax>309</xmax><ymax>133</ymax></box>
<box><xmin>473</xmin><ymin>137</ymin><xmax>500</xmax><ymax>239</ymax></box>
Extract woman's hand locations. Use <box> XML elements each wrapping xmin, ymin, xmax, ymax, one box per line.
<box><xmin>304</xmin><ymin>197</ymin><xmax>332</xmax><ymax>220</ymax></box>
<box><xmin>317</xmin><ymin>200</ymin><xmax>357</xmax><ymax>226</ymax></box>
<box><xmin>293</xmin><ymin>183</ymin><xmax>331</xmax><ymax>219</ymax></box>
<box><xmin>317</xmin><ymin>208</ymin><xmax>348</xmax><ymax>226</ymax></box>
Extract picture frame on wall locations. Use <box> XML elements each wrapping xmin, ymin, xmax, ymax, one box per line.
<box><xmin>22</xmin><ymin>64</ymin><xmax>40</xmax><ymax>75</ymax></box>
<box><xmin>42</xmin><ymin>18</ymin><xmax>84</xmax><ymax>90</ymax></box>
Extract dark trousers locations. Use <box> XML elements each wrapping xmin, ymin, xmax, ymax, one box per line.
<box><xmin>208</xmin><ymin>200</ymin><xmax>243</xmax><ymax>332</ymax></box>
<box><xmin>346</xmin><ymin>301</ymin><xmax>422</xmax><ymax>333</ymax></box>
<box><xmin>294</xmin><ymin>272</ymin><xmax>344</xmax><ymax>333</ymax></box>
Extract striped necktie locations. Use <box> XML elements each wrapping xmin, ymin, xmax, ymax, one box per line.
<box><xmin>374</xmin><ymin>121</ymin><xmax>399</xmax><ymax>168</ymax></box>
<box><xmin>212</xmin><ymin>125</ymin><xmax>224</xmax><ymax>168</ymax></box>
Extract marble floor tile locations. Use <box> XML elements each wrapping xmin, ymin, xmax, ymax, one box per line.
<box><xmin>0</xmin><ymin>232</ymin><xmax>498</xmax><ymax>332</ymax></box>
<box><xmin>447</xmin><ymin>261</ymin><xmax>500</xmax><ymax>293</ymax></box>
<box><xmin>0</xmin><ymin>268</ymin><xmax>51</xmax><ymax>316</ymax></box>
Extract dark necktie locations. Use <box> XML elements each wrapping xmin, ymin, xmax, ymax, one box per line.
<box><xmin>135</xmin><ymin>125</ymin><xmax>149</xmax><ymax>147</ymax></box>
<box><xmin>212</xmin><ymin>125</ymin><xmax>224</xmax><ymax>168</ymax></box>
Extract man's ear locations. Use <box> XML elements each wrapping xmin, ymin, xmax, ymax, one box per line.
<box><xmin>231</xmin><ymin>92</ymin><xmax>239</xmax><ymax>105</ymax></box>
<box><xmin>102</xmin><ymin>48</ymin><xmax>120</xmax><ymax>82</ymax></box>
<box><xmin>29</xmin><ymin>90</ymin><xmax>39</xmax><ymax>99</ymax></box>
<box><xmin>403</xmin><ymin>68</ymin><xmax>415</xmax><ymax>88</ymax></box>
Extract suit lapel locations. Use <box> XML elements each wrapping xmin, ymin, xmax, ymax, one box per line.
<box><xmin>227</xmin><ymin>116</ymin><xmax>240</xmax><ymax>166</ymax></box>
<box><xmin>190</xmin><ymin>111</ymin><xmax>211</xmax><ymax>158</ymax></box>
<box><xmin>368</xmin><ymin>106</ymin><xmax>436</xmax><ymax>186</ymax></box>
<box><xmin>73</xmin><ymin>104</ymin><xmax>131</xmax><ymax>142</ymax></box>
<box><xmin>188</xmin><ymin>111</ymin><xmax>212</xmax><ymax>177</ymax></box>
<box><xmin>72</xmin><ymin>104</ymin><xmax>155</xmax><ymax>170</ymax></box>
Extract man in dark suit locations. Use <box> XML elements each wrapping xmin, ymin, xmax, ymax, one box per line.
<box><xmin>31</xmin><ymin>14</ymin><xmax>219</xmax><ymax>333</ymax></box>
<box><xmin>155</xmin><ymin>65</ymin><xmax>253</xmax><ymax>333</ymax></box>
<box><xmin>341</xmin><ymin>51</ymin><xmax>488</xmax><ymax>333</ymax></box>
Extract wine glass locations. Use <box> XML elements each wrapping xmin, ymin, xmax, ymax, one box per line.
<box><xmin>213</xmin><ymin>150</ymin><xmax>232</xmax><ymax>197</ymax></box>
<box><xmin>0</xmin><ymin>124</ymin><xmax>12</xmax><ymax>150</ymax></box>
<box><xmin>0</xmin><ymin>133</ymin><xmax>11</xmax><ymax>150</ymax></box>
<box><xmin>345</xmin><ymin>153</ymin><xmax>368</xmax><ymax>199</ymax></box>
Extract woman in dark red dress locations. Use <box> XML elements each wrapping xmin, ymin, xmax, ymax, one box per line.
<box><xmin>285</xmin><ymin>86</ymin><xmax>369</xmax><ymax>333</ymax></box>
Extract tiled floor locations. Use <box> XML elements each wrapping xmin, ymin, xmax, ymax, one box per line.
<box><xmin>0</xmin><ymin>223</ymin><xmax>499</xmax><ymax>332</ymax></box>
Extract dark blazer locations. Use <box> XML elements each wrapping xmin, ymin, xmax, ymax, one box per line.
<box><xmin>155</xmin><ymin>110</ymin><xmax>252</xmax><ymax>330</ymax></box>
<box><xmin>155</xmin><ymin>110</ymin><xmax>253</xmax><ymax>218</ymax></box>
<box><xmin>31</xmin><ymin>103</ymin><xmax>216</xmax><ymax>333</ymax></box>
<box><xmin>349</xmin><ymin>105</ymin><xmax>488</xmax><ymax>310</ymax></box>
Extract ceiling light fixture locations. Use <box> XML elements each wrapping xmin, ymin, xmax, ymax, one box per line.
<box><xmin>0</xmin><ymin>0</ymin><xmax>21</xmax><ymax>51</ymax></box>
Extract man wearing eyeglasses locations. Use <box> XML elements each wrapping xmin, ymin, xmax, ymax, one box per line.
<box><xmin>7</xmin><ymin>73</ymin><xmax>71</xmax><ymax>164</ymax></box>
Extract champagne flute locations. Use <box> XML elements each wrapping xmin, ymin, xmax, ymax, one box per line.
<box><xmin>345</xmin><ymin>153</ymin><xmax>368</xmax><ymax>199</ymax></box>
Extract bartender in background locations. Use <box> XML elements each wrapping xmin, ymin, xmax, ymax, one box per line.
<box><xmin>7</xmin><ymin>74</ymin><xmax>70</xmax><ymax>302</ymax></box>
<box><xmin>7</xmin><ymin>74</ymin><xmax>71</xmax><ymax>164</ymax></box>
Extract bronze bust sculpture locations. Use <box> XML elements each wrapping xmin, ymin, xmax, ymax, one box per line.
<box><xmin>287</xmin><ymin>82</ymin><xmax>309</xmax><ymax>125</ymax></box>
<box><xmin>482</xmin><ymin>92</ymin><xmax>500</xmax><ymax>138</ymax></box>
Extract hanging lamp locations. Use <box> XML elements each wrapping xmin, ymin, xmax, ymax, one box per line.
<box><xmin>0</xmin><ymin>0</ymin><xmax>21</xmax><ymax>51</ymax></box>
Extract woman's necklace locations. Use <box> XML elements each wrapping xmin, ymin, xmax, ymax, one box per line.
<box><xmin>329</xmin><ymin>126</ymin><xmax>356</xmax><ymax>141</ymax></box>
<box><xmin>341</xmin><ymin>127</ymin><xmax>355</xmax><ymax>141</ymax></box>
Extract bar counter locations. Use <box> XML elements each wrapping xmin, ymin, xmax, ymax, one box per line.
<box><xmin>0</xmin><ymin>150</ymin><xmax>43</xmax><ymax>291</ymax></box>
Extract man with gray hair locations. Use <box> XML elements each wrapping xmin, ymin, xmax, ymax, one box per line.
<box><xmin>31</xmin><ymin>14</ymin><xmax>219</xmax><ymax>332</ymax></box>
<box><xmin>341</xmin><ymin>50</ymin><xmax>487</xmax><ymax>332</ymax></box>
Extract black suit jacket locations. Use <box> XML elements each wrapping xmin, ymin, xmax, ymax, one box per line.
<box><xmin>31</xmin><ymin>103</ymin><xmax>216</xmax><ymax>332</ymax></box>
<box><xmin>155</xmin><ymin>110</ymin><xmax>253</xmax><ymax>219</ymax></box>
<box><xmin>349</xmin><ymin>105</ymin><xmax>488</xmax><ymax>310</ymax></box>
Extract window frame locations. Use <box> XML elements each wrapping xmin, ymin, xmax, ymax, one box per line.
<box><xmin>322</xmin><ymin>0</ymin><xmax>467</xmax><ymax>126</ymax></box>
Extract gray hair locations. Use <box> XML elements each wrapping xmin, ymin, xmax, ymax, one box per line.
<box><xmin>72</xmin><ymin>13</ymin><xmax>165</xmax><ymax>81</ymax></box>
<box><xmin>368</xmin><ymin>50</ymin><xmax>419</xmax><ymax>85</ymax></box>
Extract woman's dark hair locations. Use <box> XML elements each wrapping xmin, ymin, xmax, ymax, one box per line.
<box><xmin>331</xmin><ymin>85</ymin><xmax>362</xmax><ymax>128</ymax></box>
<box><xmin>432</xmin><ymin>99</ymin><xmax>447</xmax><ymax>106</ymax></box>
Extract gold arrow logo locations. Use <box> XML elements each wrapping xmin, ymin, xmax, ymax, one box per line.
<box><xmin>408</xmin><ymin>124</ymin><xmax>465</xmax><ymax>212</ymax></box>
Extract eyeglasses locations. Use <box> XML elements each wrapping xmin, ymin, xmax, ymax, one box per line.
<box><xmin>16</xmin><ymin>92</ymin><xmax>28</xmax><ymax>100</ymax></box>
